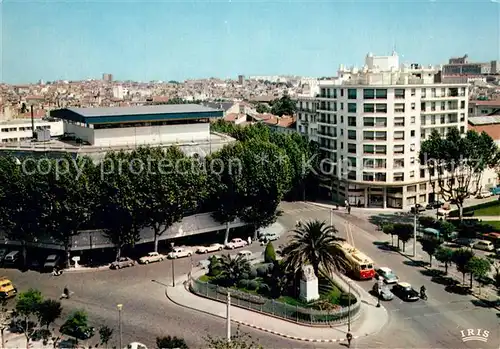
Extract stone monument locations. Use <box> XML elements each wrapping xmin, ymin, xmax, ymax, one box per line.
<box><xmin>299</xmin><ymin>265</ymin><xmax>319</xmax><ymax>302</ymax></box>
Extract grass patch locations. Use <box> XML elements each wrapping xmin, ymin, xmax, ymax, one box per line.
<box><xmin>454</xmin><ymin>200</ymin><xmax>500</xmax><ymax>217</ymax></box>
<box><xmin>199</xmin><ymin>274</ymin><xmax>214</xmax><ymax>282</ymax></box>
<box><xmin>484</xmin><ymin>221</ymin><xmax>500</xmax><ymax>230</ymax></box>
<box><xmin>278</xmin><ymin>284</ymin><xmax>344</xmax><ymax>309</ymax></box>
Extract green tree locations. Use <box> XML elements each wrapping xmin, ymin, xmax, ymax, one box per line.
<box><xmin>36</xmin><ymin>299</ymin><xmax>62</xmax><ymax>330</ymax></box>
<box><xmin>255</xmin><ymin>103</ymin><xmax>270</xmax><ymax>114</ymax></box>
<box><xmin>270</xmin><ymin>95</ymin><xmax>296</xmax><ymax>117</ymax></box>
<box><xmin>418</xmin><ymin>216</ymin><xmax>437</xmax><ymax>228</ymax></box>
<box><xmin>60</xmin><ymin>310</ymin><xmax>92</xmax><ymax>343</ymax></box>
<box><xmin>382</xmin><ymin>223</ymin><xmax>396</xmax><ymax>246</ymax></box>
<box><xmin>434</xmin><ymin>247</ymin><xmax>454</xmax><ymax>274</ymax></box>
<box><xmin>41</xmin><ymin>155</ymin><xmax>96</xmax><ymax>267</ymax></box>
<box><xmin>419</xmin><ymin>237</ymin><xmax>442</xmax><ymax>267</ymax></box>
<box><xmin>156</xmin><ymin>335</ymin><xmax>189</xmax><ymax>349</ymax></box>
<box><xmin>282</xmin><ymin>220</ymin><xmax>348</xmax><ymax>278</ymax></box>
<box><xmin>393</xmin><ymin>223</ymin><xmax>413</xmax><ymax>252</ymax></box>
<box><xmin>494</xmin><ymin>264</ymin><xmax>500</xmax><ymax>290</ymax></box>
<box><xmin>207</xmin><ymin>255</ymin><xmax>221</xmax><ymax>277</ymax></box>
<box><xmin>264</xmin><ymin>242</ymin><xmax>276</xmax><ymax>263</ymax></box>
<box><xmin>0</xmin><ymin>156</ymin><xmax>48</xmax><ymax>266</ymax></box>
<box><xmin>452</xmin><ymin>248</ymin><xmax>475</xmax><ymax>284</ymax></box>
<box><xmin>419</xmin><ymin>128</ymin><xmax>499</xmax><ymax>220</ymax></box>
<box><xmin>98</xmin><ymin>326</ymin><xmax>114</xmax><ymax>348</ymax></box>
<box><xmin>466</xmin><ymin>256</ymin><xmax>491</xmax><ymax>290</ymax></box>
<box><xmin>205</xmin><ymin>328</ymin><xmax>262</xmax><ymax>349</ymax></box>
<box><xmin>217</xmin><ymin>254</ymin><xmax>251</xmax><ymax>286</ymax></box>
<box><xmin>15</xmin><ymin>289</ymin><xmax>44</xmax><ymax>348</ymax></box>
<box><xmin>238</xmin><ymin>139</ymin><xmax>292</xmax><ymax>239</ymax></box>
<box><xmin>133</xmin><ymin>146</ymin><xmax>205</xmax><ymax>252</ymax></box>
<box><xmin>437</xmin><ymin>221</ymin><xmax>456</xmax><ymax>241</ymax></box>
<box><xmin>96</xmin><ymin>151</ymin><xmax>146</xmax><ymax>259</ymax></box>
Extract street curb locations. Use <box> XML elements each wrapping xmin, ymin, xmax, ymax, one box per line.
<box><xmin>62</xmin><ymin>265</ymin><xmax>111</xmax><ymax>273</ymax></box>
<box><xmin>397</xmin><ymin>251</ymin><xmax>500</xmax><ymax>311</ymax></box>
<box><xmin>164</xmin><ymin>285</ymin><xmax>359</xmax><ymax>343</ymax></box>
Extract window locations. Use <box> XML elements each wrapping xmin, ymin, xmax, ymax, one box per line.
<box><xmin>421</xmin><ymin>88</ymin><xmax>426</xmax><ymax>98</ymax></box>
<box><xmin>364</xmin><ymin>117</ymin><xmax>387</xmax><ymax>127</ymax></box>
<box><xmin>364</xmin><ymin>89</ymin><xmax>375</xmax><ymax>99</ymax></box>
<box><xmin>410</xmin><ymin>157</ymin><xmax>415</xmax><ymax>164</ymax></box>
<box><xmin>333</xmin><ymin>89</ymin><xmax>337</xmax><ymax>98</ymax></box>
<box><xmin>407</xmin><ymin>185</ymin><xmax>416</xmax><ymax>193</ymax></box>
<box><xmin>364</xmin><ymin>103</ymin><xmax>375</xmax><ymax>113</ymax></box>
<box><xmin>348</xmin><ymin>116</ymin><xmax>356</xmax><ymax>126</ymax></box>
<box><xmin>340</xmin><ymin>103</ymin><xmax>344</xmax><ymax>110</ymax></box>
<box><xmin>363</xmin><ymin>172</ymin><xmax>374</xmax><ymax>181</ymax></box>
<box><xmin>411</xmin><ymin>88</ymin><xmax>416</xmax><ymax>96</ymax></box>
<box><xmin>363</xmin><ymin>145</ymin><xmax>386</xmax><ymax>154</ymax></box>
<box><xmin>348</xmin><ymin>157</ymin><xmax>357</xmax><ymax>168</ymax></box>
<box><xmin>375</xmin><ymin>104</ymin><xmax>387</xmax><ymax>113</ymax></box>
<box><xmin>410</xmin><ymin>130</ymin><xmax>415</xmax><ymax>137</ymax></box>
<box><xmin>460</xmin><ymin>113</ymin><xmax>465</xmax><ymax>122</ymax></box>
<box><xmin>419</xmin><ymin>183</ymin><xmax>426</xmax><ymax>191</ymax></box>
<box><xmin>363</xmin><ymin>158</ymin><xmax>386</xmax><ymax>169</ymax></box>
<box><xmin>394</xmin><ymin>117</ymin><xmax>405</xmax><ymax>127</ymax></box>
<box><xmin>394</xmin><ymin>145</ymin><xmax>404</xmax><ymax>154</ymax></box>
<box><xmin>340</xmin><ymin>89</ymin><xmax>344</xmax><ymax>97</ymax></box>
<box><xmin>363</xmin><ymin>131</ymin><xmax>386</xmax><ymax>140</ymax></box>
<box><xmin>460</xmin><ymin>101</ymin><xmax>465</xmax><ymax>109</ymax></box>
<box><xmin>410</xmin><ymin>143</ymin><xmax>415</xmax><ymax>151</ymax></box>
<box><xmin>348</xmin><ymin>103</ymin><xmax>357</xmax><ymax>113</ymax></box>
<box><xmin>348</xmin><ymin>172</ymin><xmax>357</xmax><ymax>180</ymax></box>
<box><xmin>420</xmin><ymin>169</ymin><xmax>425</xmax><ymax>178</ymax></box>
<box><xmin>431</xmin><ymin>102</ymin><xmax>436</xmax><ymax>111</ymax></box>
<box><xmin>348</xmin><ymin>143</ymin><xmax>357</xmax><ymax>153</ymax></box>
<box><xmin>375</xmin><ymin>89</ymin><xmax>387</xmax><ymax>99</ymax></box>
<box><xmin>363</xmin><ymin>131</ymin><xmax>374</xmax><ymax>140</ymax></box>
<box><xmin>410</xmin><ymin>116</ymin><xmax>416</xmax><ymax>124</ymax></box>
<box><xmin>348</xmin><ymin>89</ymin><xmax>357</xmax><ymax>99</ymax></box>
<box><xmin>394</xmin><ymin>131</ymin><xmax>405</xmax><ymax>140</ymax></box>
<box><xmin>394</xmin><ymin>103</ymin><xmax>405</xmax><ymax>113</ymax></box>
<box><xmin>364</xmin><ymin>117</ymin><xmax>374</xmax><ymax>127</ymax></box>
<box><xmin>394</xmin><ymin>172</ymin><xmax>404</xmax><ymax>182</ymax></box>
<box><xmin>411</xmin><ymin>102</ymin><xmax>416</xmax><ymax>110</ymax></box>
<box><xmin>395</xmin><ymin>89</ymin><xmax>405</xmax><ymax>99</ymax></box>
<box><xmin>340</xmin><ymin>142</ymin><xmax>343</xmax><ymax>149</ymax></box>
<box><xmin>460</xmin><ymin>126</ymin><xmax>465</xmax><ymax>134</ymax></box>
<box><xmin>348</xmin><ymin>130</ymin><xmax>356</xmax><ymax>140</ymax></box>
<box><xmin>394</xmin><ymin>158</ymin><xmax>404</xmax><ymax>168</ymax></box>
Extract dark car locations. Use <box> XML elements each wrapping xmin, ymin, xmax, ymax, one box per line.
<box><xmin>0</xmin><ymin>248</ymin><xmax>8</xmax><ymax>264</ymax></box>
<box><xmin>426</xmin><ymin>201</ymin><xmax>444</xmax><ymax>209</ymax></box>
<box><xmin>60</xmin><ymin>324</ymin><xmax>95</xmax><ymax>340</ymax></box>
<box><xmin>410</xmin><ymin>204</ymin><xmax>426</xmax><ymax>214</ymax></box>
<box><xmin>110</xmin><ymin>257</ymin><xmax>135</xmax><ymax>270</ymax></box>
<box><xmin>391</xmin><ymin>282</ymin><xmax>419</xmax><ymax>301</ymax></box>
<box><xmin>43</xmin><ymin>254</ymin><xmax>61</xmax><ymax>270</ymax></box>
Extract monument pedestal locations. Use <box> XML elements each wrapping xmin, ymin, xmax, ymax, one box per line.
<box><xmin>299</xmin><ymin>265</ymin><xmax>320</xmax><ymax>302</ymax></box>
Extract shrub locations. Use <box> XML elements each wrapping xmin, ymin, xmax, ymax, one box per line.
<box><xmin>256</xmin><ymin>266</ymin><xmax>268</xmax><ymax>277</ymax></box>
<box><xmin>338</xmin><ymin>293</ymin><xmax>357</xmax><ymax>307</ymax></box>
<box><xmin>240</xmin><ymin>272</ymin><xmax>249</xmax><ymax>280</ymax></box>
<box><xmin>258</xmin><ymin>283</ymin><xmax>271</xmax><ymax>295</ymax></box>
<box><xmin>264</xmin><ymin>242</ymin><xmax>276</xmax><ymax>263</ymax></box>
<box><xmin>208</xmin><ymin>255</ymin><xmax>221</xmax><ymax>277</ymax></box>
<box><xmin>248</xmin><ymin>280</ymin><xmax>259</xmax><ymax>290</ymax></box>
<box><xmin>249</xmin><ymin>269</ymin><xmax>258</xmax><ymax>279</ymax></box>
<box><xmin>238</xmin><ymin>279</ymin><xmax>250</xmax><ymax>289</ymax></box>
<box><xmin>267</xmin><ymin>263</ymin><xmax>274</xmax><ymax>273</ymax></box>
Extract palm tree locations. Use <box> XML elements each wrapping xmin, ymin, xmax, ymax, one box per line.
<box><xmin>282</xmin><ymin>220</ymin><xmax>348</xmax><ymax>278</ymax></box>
<box><xmin>217</xmin><ymin>254</ymin><xmax>251</xmax><ymax>286</ymax></box>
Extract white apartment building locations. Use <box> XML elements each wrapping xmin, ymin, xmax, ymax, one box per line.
<box><xmin>296</xmin><ymin>52</ymin><xmax>469</xmax><ymax>209</ymax></box>
<box><xmin>0</xmin><ymin>118</ymin><xmax>64</xmax><ymax>143</ymax></box>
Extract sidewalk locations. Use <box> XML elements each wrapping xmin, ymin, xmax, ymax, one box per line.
<box><xmin>4</xmin><ymin>331</ymin><xmax>53</xmax><ymax>349</ymax></box>
<box><xmin>63</xmin><ymin>264</ymin><xmax>111</xmax><ymax>273</ymax></box>
<box><xmin>165</xmin><ymin>270</ymin><xmax>388</xmax><ymax>343</ymax></box>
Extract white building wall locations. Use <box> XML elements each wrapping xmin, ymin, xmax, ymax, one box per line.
<box><xmin>63</xmin><ymin>123</ymin><xmax>95</xmax><ymax>144</ymax></box>
<box><xmin>0</xmin><ymin>119</ymin><xmax>64</xmax><ymax>142</ymax></box>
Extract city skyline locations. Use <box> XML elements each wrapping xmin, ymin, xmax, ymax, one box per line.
<box><xmin>2</xmin><ymin>0</ymin><xmax>499</xmax><ymax>84</ymax></box>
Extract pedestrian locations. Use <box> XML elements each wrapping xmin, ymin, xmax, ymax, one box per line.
<box><xmin>346</xmin><ymin>332</ymin><xmax>353</xmax><ymax>348</ymax></box>
<box><xmin>347</xmin><ymin>206</ymin><xmax>351</xmax><ymax>214</ymax></box>
<box><xmin>247</xmin><ymin>236</ymin><xmax>252</xmax><ymax>245</ymax></box>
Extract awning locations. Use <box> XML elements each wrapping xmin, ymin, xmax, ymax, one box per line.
<box><xmin>423</xmin><ymin>228</ymin><xmax>440</xmax><ymax>237</ymax></box>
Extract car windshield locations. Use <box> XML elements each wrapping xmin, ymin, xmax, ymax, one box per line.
<box><xmin>1</xmin><ymin>283</ymin><xmax>10</xmax><ymax>287</ymax></box>
<box><xmin>47</xmin><ymin>256</ymin><xmax>57</xmax><ymax>261</ymax></box>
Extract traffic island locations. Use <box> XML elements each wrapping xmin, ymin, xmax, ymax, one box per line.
<box><xmin>165</xmin><ymin>268</ymin><xmax>389</xmax><ymax>342</ymax></box>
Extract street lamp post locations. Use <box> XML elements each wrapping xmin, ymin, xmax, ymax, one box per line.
<box><xmin>413</xmin><ymin>203</ymin><xmax>418</xmax><ymax>258</ymax></box>
<box><xmin>376</xmin><ymin>276</ymin><xmax>382</xmax><ymax>308</ymax></box>
<box><xmin>347</xmin><ymin>281</ymin><xmax>351</xmax><ymax>332</ymax></box>
<box><xmin>117</xmin><ymin>304</ymin><xmax>123</xmax><ymax>349</ymax></box>
<box><xmin>226</xmin><ymin>292</ymin><xmax>231</xmax><ymax>342</ymax></box>
<box><xmin>170</xmin><ymin>242</ymin><xmax>175</xmax><ymax>287</ymax></box>
<box><xmin>330</xmin><ymin>208</ymin><xmax>333</xmax><ymax>226</ymax></box>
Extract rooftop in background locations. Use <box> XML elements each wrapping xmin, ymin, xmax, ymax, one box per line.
<box><xmin>51</xmin><ymin>104</ymin><xmax>223</xmax><ymax>124</ymax></box>
<box><xmin>468</xmin><ymin>115</ymin><xmax>500</xmax><ymax>126</ymax></box>
<box><xmin>470</xmin><ymin>100</ymin><xmax>500</xmax><ymax>107</ymax></box>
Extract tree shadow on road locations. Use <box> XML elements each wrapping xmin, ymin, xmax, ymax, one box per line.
<box><xmin>403</xmin><ymin>260</ymin><xmax>428</xmax><ymax>268</ymax></box>
<box><xmin>470</xmin><ymin>298</ymin><xmax>500</xmax><ymax>308</ymax></box>
<box><xmin>373</xmin><ymin>241</ymin><xmax>400</xmax><ymax>253</ymax></box>
<box><xmin>444</xmin><ymin>284</ymin><xmax>472</xmax><ymax>295</ymax></box>
<box><xmin>420</xmin><ymin>269</ymin><xmax>446</xmax><ymax>277</ymax></box>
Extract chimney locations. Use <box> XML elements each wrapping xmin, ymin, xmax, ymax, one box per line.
<box><xmin>31</xmin><ymin>105</ymin><xmax>35</xmax><ymax>138</ymax></box>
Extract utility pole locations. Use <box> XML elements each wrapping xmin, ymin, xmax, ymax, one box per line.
<box><xmin>170</xmin><ymin>242</ymin><xmax>175</xmax><ymax>287</ymax></box>
<box><xmin>413</xmin><ymin>203</ymin><xmax>418</xmax><ymax>258</ymax></box>
<box><xmin>226</xmin><ymin>292</ymin><xmax>231</xmax><ymax>342</ymax></box>
<box><xmin>330</xmin><ymin>208</ymin><xmax>333</xmax><ymax>226</ymax></box>
<box><xmin>347</xmin><ymin>282</ymin><xmax>351</xmax><ymax>332</ymax></box>
<box><xmin>117</xmin><ymin>304</ymin><xmax>123</xmax><ymax>349</ymax></box>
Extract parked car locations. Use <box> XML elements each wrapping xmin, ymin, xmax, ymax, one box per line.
<box><xmin>60</xmin><ymin>323</ymin><xmax>95</xmax><ymax>340</ymax></box>
<box><xmin>454</xmin><ymin>237</ymin><xmax>477</xmax><ymax>247</ymax></box>
<box><xmin>410</xmin><ymin>204</ymin><xmax>426</xmax><ymax>214</ymax></box>
<box><xmin>490</xmin><ymin>186</ymin><xmax>500</xmax><ymax>195</ymax></box>
<box><xmin>476</xmin><ymin>191</ymin><xmax>492</xmax><ymax>199</ymax></box>
<box><xmin>225</xmin><ymin>238</ymin><xmax>248</xmax><ymax>249</ymax></box>
<box><xmin>375</xmin><ymin>267</ymin><xmax>399</xmax><ymax>284</ymax></box>
<box><xmin>4</xmin><ymin>251</ymin><xmax>20</xmax><ymax>265</ymax></box>
<box><xmin>43</xmin><ymin>254</ymin><xmax>61</xmax><ymax>271</ymax></box>
<box><xmin>371</xmin><ymin>283</ymin><xmax>394</xmax><ymax>300</ymax></box>
<box><xmin>437</xmin><ymin>208</ymin><xmax>450</xmax><ymax>217</ymax></box>
<box><xmin>472</xmin><ymin>240</ymin><xmax>495</xmax><ymax>251</ymax></box>
<box><xmin>110</xmin><ymin>257</ymin><xmax>135</xmax><ymax>270</ymax></box>
<box><xmin>0</xmin><ymin>248</ymin><xmax>8</xmax><ymax>264</ymax></box>
<box><xmin>167</xmin><ymin>247</ymin><xmax>193</xmax><ymax>259</ymax></box>
<box><xmin>426</xmin><ymin>201</ymin><xmax>444</xmax><ymax>209</ymax></box>
<box><xmin>259</xmin><ymin>232</ymin><xmax>280</xmax><ymax>244</ymax></box>
<box><xmin>237</xmin><ymin>250</ymin><xmax>253</xmax><ymax>260</ymax></box>
<box><xmin>0</xmin><ymin>277</ymin><xmax>17</xmax><ymax>299</ymax></box>
<box><xmin>196</xmin><ymin>243</ymin><xmax>224</xmax><ymax>254</ymax></box>
<box><xmin>139</xmin><ymin>252</ymin><xmax>165</xmax><ymax>264</ymax></box>
<box><xmin>391</xmin><ymin>282</ymin><xmax>420</xmax><ymax>302</ymax></box>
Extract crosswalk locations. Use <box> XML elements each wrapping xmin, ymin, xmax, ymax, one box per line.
<box><xmin>282</xmin><ymin>206</ymin><xmax>328</xmax><ymax>214</ymax></box>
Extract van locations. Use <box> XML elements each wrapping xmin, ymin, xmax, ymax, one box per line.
<box><xmin>4</xmin><ymin>251</ymin><xmax>20</xmax><ymax>265</ymax></box>
<box><xmin>472</xmin><ymin>240</ymin><xmax>495</xmax><ymax>251</ymax></box>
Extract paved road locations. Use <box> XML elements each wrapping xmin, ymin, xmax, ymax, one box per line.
<box><xmin>2</xmin><ymin>202</ymin><xmax>499</xmax><ymax>349</ymax></box>
<box><xmin>280</xmin><ymin>202</ymin><xmax>500</xmax><ymax>349</ymax></box>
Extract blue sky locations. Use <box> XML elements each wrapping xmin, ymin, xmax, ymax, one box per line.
<box><xmin>2</xmin><ymin>0</ymin><xmax>499</xmax><ymax>83</ymax></box>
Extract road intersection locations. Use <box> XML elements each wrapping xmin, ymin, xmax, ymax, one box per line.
<box><xmin>1</xmin><ymin>202</ymin><xmax>499</xmax><ymax>348</ymax></box>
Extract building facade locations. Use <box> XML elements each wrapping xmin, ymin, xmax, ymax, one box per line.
<box><xmin>0</xmin><ymin>118</ymin><xmax>63</xmax><ymax>143</ymax></box>
<box><xmin>296</xmin><ymin>52</ymin><xmax>469</xmax><ymax>209</ymax></box>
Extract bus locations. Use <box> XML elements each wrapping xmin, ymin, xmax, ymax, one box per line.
<box><xmin>336</xmin><ymin>242</ymin><xmax>375</xmax><ymax>280</ymax></box>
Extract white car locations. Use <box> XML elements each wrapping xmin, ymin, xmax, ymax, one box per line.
<box><xmin>225</xmin><ymin>238</ymin><xmax>248</xmax><ymax>249</ymax></box>
<box><xmin>375</xmin><ymin>267</ymin><xmax>399</xmax><ymax>284</ymax></box>
<box><xmin>259</xmin><ymin>232</ymin><xmax>280</xmax><ymax>244</ymax></box>
<box><xmin>476</xmin><ymin>191</ymin><xmax>492</xmax><ymax>199</ymax></box>
<box><xmin>437</xmin><ymin>208</ymin><xmax>450</xmax><ymax>216</ymax></box>
<box><xmin>237</xmin><ymin>250</ymin><xmax>253</xmax><ymax>260</ymax></box>
<box><xmin>196</xmin><ymin>243</ymin><xmax>224</xmax><ymax>254</ymax></box>
<box><xmin>139</xmin><ymin>252</ymin><xmax>165</xmax><ymax>264</ymax></box>
<box><xmin>167</xmin><ymin>247</ymin><xmax>193</xmax><ymax>259</ymax></box>
<box><xmin>472</xmin><ymin>240</ymin><xmax>495</xmax><ymax>251</ymax></box>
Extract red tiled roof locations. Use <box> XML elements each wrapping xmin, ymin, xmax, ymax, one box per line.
<box><xmin>152</xmin><ymin>96</ymin><xmax>170</xmax><ymax>103</ymax></box>
<box><xmin>469</xmin><ymin>124</ymin><xmax>500</xmax><ymax>140</ymax></box>
<box><xmin>470</xmin><ymin>100</ymin><xmax>500</xmax><ymax>107</ymax></box>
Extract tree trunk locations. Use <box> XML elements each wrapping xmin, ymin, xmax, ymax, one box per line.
<box><xmin>402</xmin><ymin>242</ymin><xmax>406</xmax><ymax>252</ymax></box>
<box><xmin>397</xmin><ymin>236</ymin><xmax>400</xmax><ymax>249</ymax></box>
<box><xmin>469</xmin><ymin>273</ymin><xmax>473</xmax><ymax>288</ymax></box>
<box><xmin>223</xmin><ymin>222</ymin><xmax>230</xmax><ymax>245</ymax></box>
<box><xmin>153</xmin><ymin>232</ymin><xmax>159</xmax><ymax>253</ymax></box>
<box><xmin>462</xmin><ymin>272</ymin><xmax>465</xmax><ymax>285</ymax></box>
<box><xmin>253</xmin><ymin>225</ymin><xmax>258</xmax><ymax>241</ymax></box>
<box><xmin>391</xmin><ymin>234</ymin><xmax>394</xmax><ymax>246</ymax></box>
<box><xmin>458</xmin><ymin>204</ymin><xmax>463</xmax><ymax>221</ymax></box>
<box><xmin>64</xmin><ymin>243</ymin><xmax>71</xmax><ymax>269</ymax></box>
<box><xmin>21</xmin><ymin>242</ymin><xmax>27</xmax><ymax>267</ymax></box>
<box><xmin>115</xmin><ymin>246</ymin><xmax>121</xmax><ymax>260</ymax></box>
<box><xmin>1</xmin><ymin>328</ymin><xmax>4</xmax><ymax>349</ymax></box>
<box><xmin>429</xmin><ymin>255</ymin><xmax>432</xmax><ymax>268</ymax></box>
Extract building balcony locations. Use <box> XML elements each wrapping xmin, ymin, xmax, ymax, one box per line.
<box><xmin>317</xmin><ymin>131</ymin><xmax>336</xmax><ymax>138</ymax></box>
